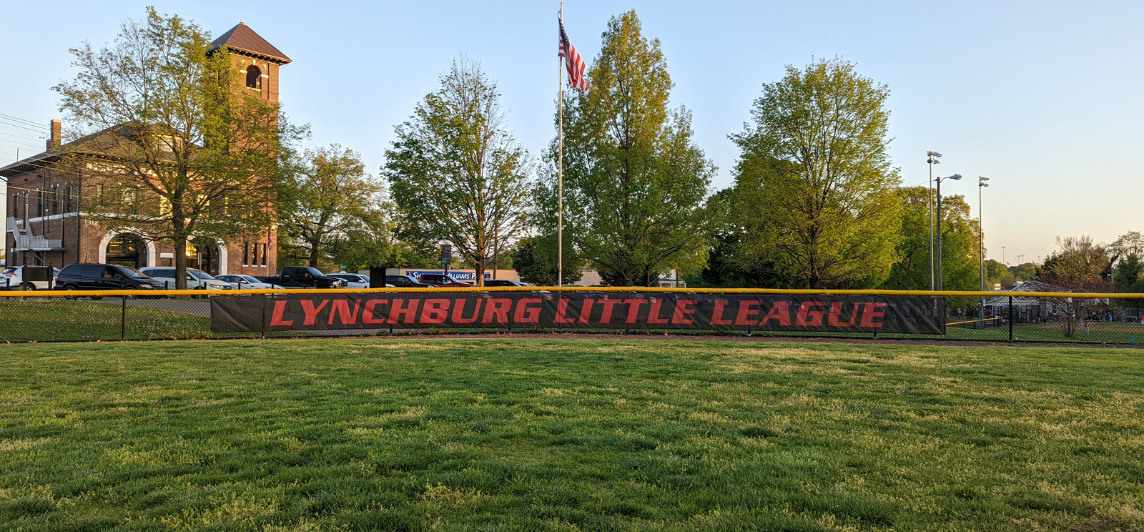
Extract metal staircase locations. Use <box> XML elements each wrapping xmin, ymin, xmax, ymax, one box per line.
<box><xmin>7</xmin><ymin>217</ymin><xmax>62</xmax><ymax>252</ymax></box>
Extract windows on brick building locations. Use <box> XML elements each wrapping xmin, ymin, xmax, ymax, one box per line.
<box><xmin>246</xmin><ymin>65</ymin><xmax>262</xmax><ymax>90</ymax></box>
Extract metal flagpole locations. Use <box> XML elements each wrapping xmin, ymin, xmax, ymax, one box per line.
<box><xmin>557</xmin><ymin>3</ymin><xmax>564</xmax><ymax>287</ymax></box>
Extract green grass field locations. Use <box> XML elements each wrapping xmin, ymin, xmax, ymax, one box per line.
<box><xmin>1</xmin><ymin>338</ymin><xmax>1141</xmax><ymax>531</ymax></box>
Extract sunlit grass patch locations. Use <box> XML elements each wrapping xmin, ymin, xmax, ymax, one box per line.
<box><xmin>0</xmin><ymin>338</ymin><xmax>1141</xmax><ymax>530</ymax></box>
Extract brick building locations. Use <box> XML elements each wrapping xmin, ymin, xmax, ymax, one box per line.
<box><xmin>2</xmin><ymin>23</ymin><xmax>289</xmax><ymax>277</ymax></box>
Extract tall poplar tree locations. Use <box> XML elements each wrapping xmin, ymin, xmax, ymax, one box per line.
<box><xmin>731</xmin><ymin>58</ymin><xmax>902</xmax><ymax>289</ymax></box>
<box><xmin>556</xmin><ymin>10</ymin><xmax>714</xmax><ymax>287</ymax></box>
<box><xmin>384</xmin><ymin>59</ymin><xmax>531</xmax><ymax>286</ymax></box>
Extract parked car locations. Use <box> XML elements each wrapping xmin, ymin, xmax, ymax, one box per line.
<box><xmin>1</xmin><ymin>266</ymin><xmax>61</xmax><ymax>290</ymax></box>
<box><xmin>140</xmin><ymin>267</ymin><xmax>237</xmax><ymax>290</ymax></box>
<box><xmin>328</xmin><ymin>273</ymin><xmax>372</xmax><ymax>289</ymax></box>
<box><xmin>216</xmin><ymin>274</ymin><xmax>281</xmax><ymax>289</ymax></box>
<box><xmin>55</xmin><ymin>263</ymin><xmax>165</xmax><ymax>295</ymax></box>
<box><xmin>385</xmin><ymin>275</ymin><xmax>433</xmax><ymax>288</ymax></box>
<box><xmin>261</xmin><ymin>266</ymin><xmax>347</xmax><ymax>289</ymax></box>
<box><xmin>483</xmin><ymin>279</ymin><xmax>528</xmax><ymax>288</ymax></box>
<box><xmin>418</xmin><ymin>273</ymin><xmax>474</xmax><ymax>287</ymax></box>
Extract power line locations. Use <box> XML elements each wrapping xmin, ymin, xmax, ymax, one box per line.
<box><xmin>0</xmin><ymin>137</ymin><xmax>44</xmax><ymax>150</ymax></box>
<box><xmin>0</xmin><ymin>113</ymin><xmax>49</xmax><ymax>130</ymax></box>
<box><xmin>0</xmin><ymin>131</ymin><xmax>46</xmax><ymax>143</ymax></box>
<box><xmin>0</xmin><ymin>119</ymin><xmax>49</xmax><ymax>135</ymax></box>
<box><xmin>0</xmin><ymin>141</ymin><xmax>39</xmax><ymax>152</ymax></box>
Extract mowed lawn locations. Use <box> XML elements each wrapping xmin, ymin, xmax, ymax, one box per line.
<box><xmin>0</xmin><ymin>339</ymin><xmax>1141</xmax><ymax>531</ymax></box>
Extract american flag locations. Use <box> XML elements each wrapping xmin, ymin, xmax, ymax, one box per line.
<box><xmin>559</xmin><ymin>19</ymin><xmax>588</xmax><ymax>91</ymax></box>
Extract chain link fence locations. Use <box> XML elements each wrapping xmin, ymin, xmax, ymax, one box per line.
<box><xmin>1</xmin><ymin>289</ymin><xmax>1142</xmax><ymax>345</ymax></box>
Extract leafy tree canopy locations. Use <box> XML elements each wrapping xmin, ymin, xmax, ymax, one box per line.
<box><xmin>384</xmin><ymin>58</ymin><xmax>531</xmax><ymax>286</ymax></box>
<box><xmin>556</xmin><ymin>10</ymin><xmax>714</xmax><ymax>286</ymax></box>
<box><xmin>730</xmin><ymin>58</ymin><xmax>902</xmax><ymax>289</ymax></box>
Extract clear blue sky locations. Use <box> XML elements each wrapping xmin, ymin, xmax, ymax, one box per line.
<box><xmin>2</xmin><ymin>1</ymin><xmax>1141</xmax><ymax>265</ymax></box>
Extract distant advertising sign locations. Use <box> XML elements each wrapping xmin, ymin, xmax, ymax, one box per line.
<box><xmin>406</xmin><ymin>270</ymin><xmax>491</xmax><ymax>282</ymax></box>
<box><xmin>211</xmin><ymin>292</ymin><xmax>945</xmax><ymax>335</ymax></box>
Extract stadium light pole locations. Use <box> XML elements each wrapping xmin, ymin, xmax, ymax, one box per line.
<box><xmin>978</xmin><ymin>176</ymin><xmax>990</xmax><ymax>328</ymax></box>
<box><xmin>935</xmin><ymin>173</ymin><xmax>962</xmax><ymax>292</ymax></box>
<box><xmin>926</xmin><ymin>152</ymin><xmax>942</xmax><ymax>291</ymax></box>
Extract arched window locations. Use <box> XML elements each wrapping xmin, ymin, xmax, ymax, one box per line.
<box><xmin>246</xmin><ymin>65</ymin><xmax>262</xmax><ymax>90</ymax></box>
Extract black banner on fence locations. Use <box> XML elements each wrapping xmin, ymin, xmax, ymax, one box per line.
<box><xmin>210</xmin><ymin>292</ymin><xmax>945</xmax><ymax>335</ymax></box>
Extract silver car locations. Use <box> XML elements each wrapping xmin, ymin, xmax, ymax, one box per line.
<box><xmin>217</xmin><ymin>274</ymin><xmax>281</xmax><ymax>289</ymax></box>
<box><xmin>140</xmin><ymin>267</ymin><xmax>237</xmax><ymax>290</ymax></box>
<box><xmin>327</xmin><ymin>273</ymin><xmax>386</xmax><ymax>289</ymax></box>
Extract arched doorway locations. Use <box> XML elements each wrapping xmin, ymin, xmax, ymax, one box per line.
<box><xmin>185</xmin><ymin>238</ymin><xmax>222</xmax><ymax>276</ymax></box>
<box><xmin>106</xmin><ymin>233</ymin><xmax>147</xmax><ymax>269</ymax></box>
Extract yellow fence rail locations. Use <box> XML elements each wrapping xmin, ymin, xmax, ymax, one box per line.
<box><xmin>2</xmin><ymin>286</ymin><xmax>1143</xmax><ymax>299</ymax></box>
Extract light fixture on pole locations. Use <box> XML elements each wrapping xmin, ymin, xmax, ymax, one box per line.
<box><xmin>978</xmin><ymin>176</ymin><xmax>989</xmax><ymax>328</ymax></box>
<box><xmin>926</xmin><ymin>151</ymin><xmax>942</xmax><ymax>291</ymax></box>
<box><xmin>935</xmin><ymin>173</ymin><xmax>962</xmax><ymax>291</ymax></box>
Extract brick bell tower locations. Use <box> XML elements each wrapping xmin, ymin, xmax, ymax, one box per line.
<box><xmin>210</xmin><ymin>22</ymin><xmax>291</xmax><ymax>103</ymax></box>
<box><xmin>208</xmin><ymin>23</ymin><xmax>291</xmax><ymax>275</ymax></box>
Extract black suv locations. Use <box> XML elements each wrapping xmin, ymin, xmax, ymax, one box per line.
<box><xmin>55</xmin><ymin>263</ymin><xmax>165</xmax><ymax>293</ymax></box>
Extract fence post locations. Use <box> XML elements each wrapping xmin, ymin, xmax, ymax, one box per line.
<box><xmin>121</xmin><ymin>294</ymin><xmax>127</xmax><ymax>341</ymax></box>
<box><xmin>1008</xmin><ymin>296</ymin><xmax>1014</xmax><ymax>343</ymax></box>
<box><xmin>260</xmin><ymin>294</ymin><xmax>268</xmax><ymax>339</ymax></box>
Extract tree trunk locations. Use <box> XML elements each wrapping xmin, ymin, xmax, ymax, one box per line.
<box><xmin>474</xmin><ymin>258</ymin><xmax>485</xmax><ymax>287</ymax></box>
<box><xmin>307</xmin><ymin>229</ymin><xmax>323</xmax><ymax>268</ymax></box>
<box><xmin>173</xmin><ymin>234</ymin><xmax>188</xmax><ymax>290</ymax></box>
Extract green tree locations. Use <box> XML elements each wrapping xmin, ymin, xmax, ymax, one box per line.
<box><xmin>511</xmin><ymin>235</ymin><xmax>581</xmax><ymax>287</ymax></box>
<box><xmin>731</xmin><ymin>58</ymin><xmax>902</xmax><ymax>289</ymax></box>
<box><xmin>1010</xmin><ymin>262</ymin><xmax>1037</xmax><ymax>283</ymax></box>
<box><xmin>384</xmin><ymin>59</ymin><xmax>531</xmax><ymax>286</ymax></box>
<box><xmin>1109</xmin><ymin>231</ymin><xmax>1144</xmax><ymax>261</ymax></box>
<box><xmin>557</xmin><ymin>10</ymin><xmax>714</xmax><ymax>286</ymax></box>
<box><xmin>1114</xmin><ymin>254</ymin><xmax>1143</xmax><ymax>289</ymax></box>
<box><xmin>279</xmin><ymin>145</ymin><xmax>383</xmax><ymax>268</ymax></box>
<box><xmin>685</xmin><ymin>188</ymin><xmax>786</xmax><ymax>288</ymax></box>
<box><xmin>327</xmin><ymin>208</ymin><xmax>397</xmax><ymax>272</ymax></box>
<box><xmin>515</xmin><ymin>174</ymin><xmax>584</xmax><ymax>286</ymax></box>
<box><xmin>1112</xmin><ymin>254</ymin><xmax>1144</xmax><ymax>309</ymax></box>
<box><xmin>880</xmin><ymin>187</ymin><xmax>931</xmax><ymax>291</ymax></box>
<box><xmin>53</xmin><ymin>8</ymin><xmax>303</xmax><ymax>289</ymax></box>
<box><xmin>984</xmin><ymin>259</ymin><xmax>1010</xmax><ymax>289</ymax></box>
<box><xmin>1041</xmin><ymin>235</ymin><xmax>1112</xmax><ymax>337</ymax></box>
<box><xmin>882</xmin><ymin>187</ymin><xmax>980</xmax><ymax>308</ymax></box>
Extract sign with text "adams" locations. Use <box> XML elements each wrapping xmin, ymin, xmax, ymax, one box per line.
<box><xmin>210</xmin><ymin>292</ymin><xmax>944</xmax><ymax>335</ymax></box>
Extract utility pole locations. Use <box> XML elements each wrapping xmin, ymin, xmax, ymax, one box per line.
<box><xmin>936</xmin><ymin>173</ymin><xmax>962</xmax><ymax>291</ymax></box>
<box><xmin>926</xmin><ymin>152</ymin><xmax>941</xmax><ymax>290</ymax></box>
<box><xmin>978</xmin><ymin>176</ymin><xmax>989</xmax><ymax>328</ymax></box>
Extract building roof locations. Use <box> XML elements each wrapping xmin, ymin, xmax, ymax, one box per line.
<box><xmin>0</xmin><ymin>123</ymin><xmax>161</xmax><ymax>177</ymax></box>
<box><xmin>210</xmin><ymin>22</ymin><xmax>291</xmax><ymax>64</ymax></box>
